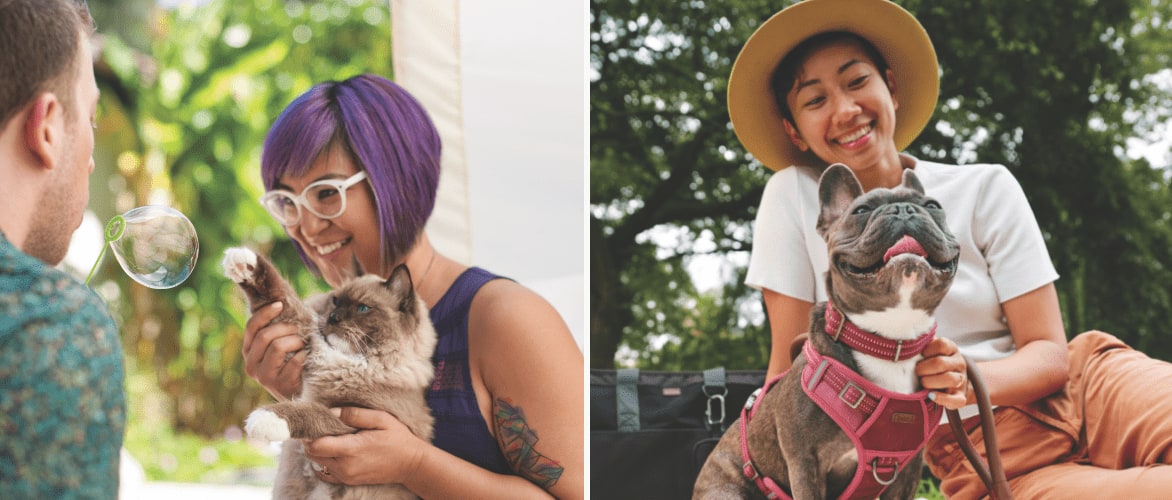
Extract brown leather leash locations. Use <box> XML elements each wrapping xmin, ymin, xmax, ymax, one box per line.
<box><xmin>788</xmin><ymin>336</ymin><xmax>1013</xmax><ymax>498</ymax></box>
<box><xmin>946</xmin><ymin>354</ymin><xmax>1012</xmax><ymax>499</ymax></box>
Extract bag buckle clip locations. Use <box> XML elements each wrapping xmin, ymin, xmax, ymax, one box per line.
<box><xmin>704</xmin><ymin>384</ymin><xmax>729</xmax><ymax>430</ymax></box>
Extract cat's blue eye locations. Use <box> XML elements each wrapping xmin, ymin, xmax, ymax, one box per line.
<box><xmin>331</xmin><ymin>296</ymin><xmax>340</xmax><ymax>307</ymax></box>
<box><xmin>356</xmin><ymin>304</ymin><xmax>371</xmax><ymax>313</ymax></box>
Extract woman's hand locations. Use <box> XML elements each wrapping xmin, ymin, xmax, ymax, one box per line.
<box><xmin>916</xmin><ymin>337</ymin><xmax>969</xmax><ymax>410</ymax></box>
<box><xmin>242</xmin><ymin>302</ymin><xmax>306</xmax><ymax>401</ymax></box>
<box><xmin>303</xmin><ymin>407</ymin><xmax>426</xmax><ymax>486</ymax></box>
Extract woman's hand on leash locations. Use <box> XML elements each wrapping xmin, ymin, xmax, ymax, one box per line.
<box><xmin>303</xmin><ymin>407</ymin><xmax>427</xmax><ymax>486</ymax></box>
<box><xmin>916</xmin><ymin>337</ymin><xmax>969</xmax><ymax>410</ymax></box>
<box><xmin>242</xmin><ymin>301</ymin><xmax>305</xmax><ymax>401</ymax></box>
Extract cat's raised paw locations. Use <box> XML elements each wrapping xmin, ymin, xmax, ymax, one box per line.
<box><xmin>222</xmin><ymin>247</ymin><xmax>259</xmax><ymax>284</ymax></box>
<box><xmin>245</xmin><ymin>409</ymin><xmax>291</xmax><ymax>443</ymax></box>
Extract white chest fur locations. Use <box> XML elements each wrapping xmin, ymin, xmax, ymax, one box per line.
<box><xmin>853</xmin><ymin>354</ymin><xmax>922</xmax><ymax>394</ymax></box>
<box><xmin>842</xmin><ymin>280</ymin><xmax>934</xmax><ymax>394</ymax></box>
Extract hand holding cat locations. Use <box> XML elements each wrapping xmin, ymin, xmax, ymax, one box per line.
<box><xmin>915</xmin><ymin>337</ymin><xmax>969</xmax><ymax>410</ymax></box>
<box><xmin>303</xmin><ymin>406</ymin><xmax>427</xmax><ymax>486</ymax></box>
<box><xmin>242</xmin><ymin>301</ymin><xmax>307</xmax><ymax>401</ymax></box>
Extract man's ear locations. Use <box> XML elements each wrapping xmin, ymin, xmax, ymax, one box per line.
<box><xmin>782</xmin><ymin>118</ymin><xmax>809</xmax><ymax>151</ymax></box>
<box><xmin>23</xmin><ymin>93</ymin><xmax>62</xmax><ymax>170</ymax></box>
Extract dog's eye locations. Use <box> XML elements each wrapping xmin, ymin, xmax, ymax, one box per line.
<box><xmin>852</xmin><ymin>205</ymin><xmax>872</xmax><ymax>215</ymax></box>
<box><xmin>924</xmin><ymin>200</ymin><xmax>942</xmax><ymax>210</ymax></box>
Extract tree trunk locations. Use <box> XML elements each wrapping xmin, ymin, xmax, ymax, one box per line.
<box><xmin>590</xmin><ymin>216</ymin><xmax>633</xmax><ymax>368</ymax></box>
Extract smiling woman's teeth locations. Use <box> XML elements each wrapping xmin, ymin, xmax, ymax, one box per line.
<box><xmin>316</xmin><ymin>240</ymin><xmax>346</xmax><ymax>255</ymax></box>
<box><xmin>838</xmin><ymin>125</ymin><xmax>872</xmax><ymax>144</ymax></box>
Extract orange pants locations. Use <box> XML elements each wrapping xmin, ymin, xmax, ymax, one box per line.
<box><xmin>926</xmin><ymin>331</ymin><xmax>1172</xmax><ymax>499</ymax></box>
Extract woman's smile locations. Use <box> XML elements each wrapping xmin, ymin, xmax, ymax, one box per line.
<box><xmin>834</xmin><ymin>123</ymin><xmax>873</xmax><ymax>148</ymax></box>
<box><xmin>313</xmin><ymin>238</ymin><xmax>351</xmax><ymax>257</ymax></box>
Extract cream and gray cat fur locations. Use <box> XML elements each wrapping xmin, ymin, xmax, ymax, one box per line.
<box><xmin>222</xmin><ymin>247</ymin><xmax>436</xmax><ymax>500</ymax></box>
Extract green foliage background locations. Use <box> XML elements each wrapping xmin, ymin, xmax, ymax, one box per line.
<box><xmin>81</xmin><ymin>0</ymin><xmax>392</xmax><ymax>480</ymax></box>
<box><xmin>590</xmin><ymin>0</ymin><xmax>1172</xmax><ymax>370</ymax></box>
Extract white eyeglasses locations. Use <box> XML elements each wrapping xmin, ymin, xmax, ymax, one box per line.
<box><xmin>259</xmin><ymin>171</ymin><xmax>368</xmax><ymax>226</ymax></box>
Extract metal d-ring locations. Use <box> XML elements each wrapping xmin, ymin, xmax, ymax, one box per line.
<box><xmin>871</xmin><ymin>458</ymin><xmax>900</xmax><ymax>486</ymax></box>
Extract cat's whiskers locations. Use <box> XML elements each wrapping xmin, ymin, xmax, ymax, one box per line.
<box><xmin>341</xmin><ymin>326</ymin><xmax>373</xmax><ymax>358</ymax></box>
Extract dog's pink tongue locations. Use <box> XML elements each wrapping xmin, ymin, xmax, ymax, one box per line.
<box><xmin>883</xmin><ymin>235</ymin><xmax>928</xmax><ymax>263</ymax></box>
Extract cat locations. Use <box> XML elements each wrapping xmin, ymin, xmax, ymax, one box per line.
<box><xmin>221</xmin><ymin>247</ymin><xmax>436</xmax><ymax>500</ymax></box>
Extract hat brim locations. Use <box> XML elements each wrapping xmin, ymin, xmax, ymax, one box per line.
<box><xmin>728</xmin><ymin>0</ymin><xmax>938</xmax><ymax>171</ymax></box>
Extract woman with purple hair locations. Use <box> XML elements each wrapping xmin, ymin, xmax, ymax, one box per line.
<box><xmin>242</xmin><ymin>73</ymin><xmax>583</xmax><ymax>498</ymax></box>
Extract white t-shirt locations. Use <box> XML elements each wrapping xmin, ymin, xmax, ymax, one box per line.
<box><xmin>745</xmin><ymin>155</ymin><xmax>1059</xmax><ymax>364</ymax></box>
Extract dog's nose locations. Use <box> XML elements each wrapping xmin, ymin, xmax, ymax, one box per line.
<box><xmin>889</xmin><ymin>203</ymin><xmax>917</xmax><ymax>219</ymax></box>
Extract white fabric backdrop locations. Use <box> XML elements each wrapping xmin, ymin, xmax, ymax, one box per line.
<box><xmin>390</xmin><ymin>0</ymin><xmax>586</xmax><ymax>351</ymax></box>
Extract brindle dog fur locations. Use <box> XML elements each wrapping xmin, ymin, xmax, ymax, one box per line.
<box><xmin>693</xmin><ymin>164</ymin><xmax>960</xmax><ymax>499</ymax></box>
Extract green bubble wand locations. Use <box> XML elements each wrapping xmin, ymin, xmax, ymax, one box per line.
<box><xmin>85</xmin><ymin>213</ymin><xmax>125</xmax><ymax>285</ymax></box>
<box><xmin>84</xmin><ymin>206</ymin><xmax>199</xmax><ymax>289</ymax></box>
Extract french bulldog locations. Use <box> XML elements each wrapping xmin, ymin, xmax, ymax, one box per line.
<box><xmin>694</xmin><ymin>164</ymin><xmax>960</xmax><ymax>499</ymax></box>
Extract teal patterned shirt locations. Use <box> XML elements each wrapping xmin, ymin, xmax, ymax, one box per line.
<box><xmin>0</xmin><ymin>231</ymin><xmax>125</xmax><ymax>499</ymax></box>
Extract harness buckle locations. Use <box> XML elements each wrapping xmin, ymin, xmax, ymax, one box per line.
<box><xmin>838</xmin><ymin>381</ymin><xmax>866</xmax><ymax>409</ymax></box>
<box><xmin>743</xmin><ymin>461</ymin><xmax>762</xmax><ymax>481</ymax></box>
<box><xmin>744</xmin><ymin>387</ymin><xmax>763</xmax><ymax>411</ymax></box>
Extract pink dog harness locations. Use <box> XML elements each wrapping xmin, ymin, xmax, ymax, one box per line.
<box><xmin>739</xmin><ymin>309</ymin><xmax>943</xmax><ymax>500</ymax></box>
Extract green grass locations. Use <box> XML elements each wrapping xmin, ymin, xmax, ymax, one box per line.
<box><xmin>916</xmin><ymin>474</ymin><xmax>945</xmax><ymax>500</ymax></box>
<box><xmin>122</xmin><ymin>368</ymin><xmax>276</xmax><ymax>484</ymax></box>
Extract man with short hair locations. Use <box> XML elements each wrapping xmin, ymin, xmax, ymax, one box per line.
<box><xmin>0</xmin><ymin>0</ymin><xmax>125</xmax><ymax>496</ymax></box>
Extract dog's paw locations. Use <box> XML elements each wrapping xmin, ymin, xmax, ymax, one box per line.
<box><xmin>245</xmin><ymin>409</ymin><xmax>291</xmax><ymax>442</ymax></box>
<box><xmin>222</xmin><ymin>247</ymin><xmax>258</xmax><ymax>284</ymax></box>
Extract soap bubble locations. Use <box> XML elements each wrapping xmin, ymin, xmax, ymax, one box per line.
<box><xmin>96</xmin><ymin>206</ymin><xmax>199</xmax><ymax>289</ymax></box>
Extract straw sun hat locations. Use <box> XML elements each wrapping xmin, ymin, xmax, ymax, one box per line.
<box><xmin>728</xmin><ymin>0</ymin><xmax>939</xmax><ymax>171</ymax></box>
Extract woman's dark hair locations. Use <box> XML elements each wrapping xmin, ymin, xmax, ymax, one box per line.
<box><xmin>770</xmin><ymin>31</ymin><xmax>891</xmax><ymax>122</ymax></box>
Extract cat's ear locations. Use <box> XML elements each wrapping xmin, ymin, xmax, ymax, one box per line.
<box><xmin>385</xmin><ymin>264</ymin><xmax>416</xmax><ymax>314</ymax></box>
<box><xmin>305</xmin><ymin>292</ymin><xmax>331</xmax><ymax>315</ymax></box>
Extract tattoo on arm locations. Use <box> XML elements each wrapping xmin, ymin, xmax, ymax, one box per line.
<box><xmin>493</xmin><ymin>397</ymin><xmax>564</xmax><ymax>489</ymax></box>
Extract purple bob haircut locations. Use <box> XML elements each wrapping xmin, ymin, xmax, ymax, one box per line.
<box><xmin>261</xmin><ymin>74</ymin><xmax>441</xmax><ymax>277</ymax></box>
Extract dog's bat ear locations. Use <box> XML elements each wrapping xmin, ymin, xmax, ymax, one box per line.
<box><xmin>817</xmin><ymin>164</ymin><xmax>864</xmax><ymax>237</ymax></box>
<box><xmin>900</xmin><ymin>168</ymin><xmax>926</xmax><ymax>195</ymax></box>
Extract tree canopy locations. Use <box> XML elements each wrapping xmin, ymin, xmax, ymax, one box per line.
<box><xmin>590</xmin><ymin>0</ymin><xmax>1172</xmax><ymax>370</ymax></box>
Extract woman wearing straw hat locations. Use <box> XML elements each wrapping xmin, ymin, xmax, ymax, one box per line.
<box><xmin>732</xmin><ymin>0</ymin><xmax>1172</xmax><ymax>497</ymax></box>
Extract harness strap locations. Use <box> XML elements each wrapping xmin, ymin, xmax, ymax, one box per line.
<box><xmin>737</xmin><ymin>343</ymin><xmax>943</xmax><ymax>500</ymax></box>
<box><xmin>801</xmin><ymin>341</ymin><xmax>943</xmax><ymax>499</ymax></box>
<box><xmin>739</xmin><ymin>374</ymin><xmax>792</xmax><ymax>500</ymax></box>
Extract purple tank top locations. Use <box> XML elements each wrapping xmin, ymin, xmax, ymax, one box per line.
<box><xmin>426</xmin><ymin>267</ymin><xmax>513</xmax><ymax>475</ymax></box>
